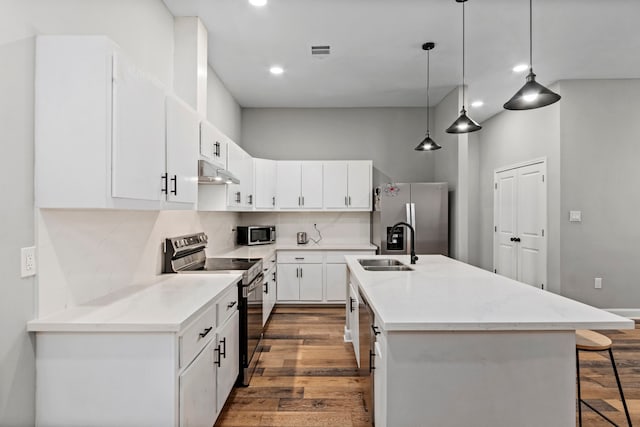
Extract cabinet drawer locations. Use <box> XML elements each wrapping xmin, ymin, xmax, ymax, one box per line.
<box><xmin>325</xmin><ymin>251</ymin><xmax>376</xmax><ymax>264</ymax></box>
<box><xmin>179</xmin><ymin>305</ymin><xmax>216</xmax><ymax>369</ymax></box>
<box><xmin>217</xmin><ymin>285</ymin><xmax>239</xmax><ymax>326</ymax></box>
<box><xmin>277</xmin><ymin>251</ymin><xmax>324</xmax><ymax>264</ymax></box>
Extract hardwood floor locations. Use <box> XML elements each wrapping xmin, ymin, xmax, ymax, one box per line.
<box><xmin>215</xmin><ymin>307</ymin><xmax>640</xmax><ymax>427</ymax></box>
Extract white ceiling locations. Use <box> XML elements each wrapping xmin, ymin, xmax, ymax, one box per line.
<box><xmin>163</xmin><ymin>0</ymin><xmax>640</xmax><ymax>122</ymax></box>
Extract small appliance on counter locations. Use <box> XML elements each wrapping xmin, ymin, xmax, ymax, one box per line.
<box><xmin>236</xmin><ymin>225</ymin><xmax>276</xmax><ymax>246</ymax></box>
<box><xmin>296</xmin><ymin>232</ymin><xmax>309</xmax><ymax>245</ymax></box>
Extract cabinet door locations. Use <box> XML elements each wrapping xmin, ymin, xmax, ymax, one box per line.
<box><xmin>226</xmin><ymin>142</ymin><xmax>244</xmax><ymax>208</ymax></box>
<box><xmin>325</xmin><ymin>263</ymin><xmax>347</xmax><ymax>302</ymax></box>
<box><xmin>166</xmin><ymin>95</ymin><xmax>198</xmax><ymax>204</ymax></box>
<box><xmin>300</xmin><ymin>162</ymin><xmax>323</xmax><ymax>209</ymax></box>
<box><xmin>112</xmin><ymin>53</ymin><xmax>165</xmax><ymax>201</ymax></box>
<box><xmin>242</xmin><ymin>154</ymin><xmax>255</xmax><ymax>208</ymax></box>
<box><xmin>348</xmin><ymin>283</ymin><xmax>360</xmax><ymax>365</ymax></box>
<box><xmin>276</xmin><ymin>162</ymin><xmax>302</xmax><ymax>209</ymax></box>
<box><xmin>255</xmin><ymin>159</ymin><xmax>277</xmax><ymax>209</ymax></box>
<box><xmin>299</xmin><ymin>264</ymin><xmax>323</xmax><ymax>301</ymax></box>
<box><xmin>276</xmin><ymin>264</ymin><xmax>300</xmax><ymax>300</ymax></box>
<box><xmin>216</xmin><ymin>311</ymin><xmax>239</xmax><ymax>413</ymax></box>
<box><xmin>347</xmin><ymin>161</ymin><xmax>372</xmax><ymax>209</ymax></box>
<box><xmin>374</xmin><ymin>333</ymin><xmax>387</xmax><ymax>426</ymax></box>
<box><xmin>200</xmin><ymin>121</ymin><xmax>227</xmax><ymax>169</ymax></box>
<box><xmin>323</xmin><ymin>162</ymin><xmax>349</xmax><ymax>209</ymax></box>
<box><xmin>263</xmin><ymin>267</ymin><xmax>276</xmax><ymax>326</ymax></box>
<box><xmin>179</xmin><ymin>338</ymin><xmax>217</xmax><ymax>427</ymax></box>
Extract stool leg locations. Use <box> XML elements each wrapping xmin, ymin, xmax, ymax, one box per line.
<box><xmin>608</xmin><ymin>348</ymin><xmax>633</xmax><ymax>427</ymax></box>
<box><xmin>577</xmin><ymin>349</ymin><xmax>583</xmax><ymax>427</ymax></box>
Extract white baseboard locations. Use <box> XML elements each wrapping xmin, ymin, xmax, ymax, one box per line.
<box><xmin>344</xmin><ymin>326</ymin><xmax>352</xmax><ymax>342</ymax></box>
<box><xmin>605</xmin><ymin>309</ymin><xmax>640</xmax><ymax>319</ymax></box>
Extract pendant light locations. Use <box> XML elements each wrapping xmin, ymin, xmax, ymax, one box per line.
<box><xmin>415</xmin><ymin>42</ymin><xmax>442</xmax><ymax>151</ymax></box>
<box><xmin>446</xmin><ymin>0</ymin><xmax>481</xmax><ymax>134</ymax></box>
<box><xmin>503</xmin><ymin>0</ymin><xmax>560</xmax><ymax>110</ymax></box>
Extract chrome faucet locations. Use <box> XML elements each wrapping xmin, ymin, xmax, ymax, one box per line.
<box><xmin>388</xmin><ymin>222</ymin><xmax>419</xmax><ymax>264</ymax></box>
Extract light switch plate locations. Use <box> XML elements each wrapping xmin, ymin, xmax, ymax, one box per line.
<box><xmin>595</xmin><ymin>277</ymin><xmax>602</xmax><ymax>289</ymax></box>
<box><xmin>569</xmin><ymin>211</ymin><xmax>582</xmax><ymax>222</ymax></box>
<box><xmin>21</xmin><ymin>246</ymin><xmax>36</xmax><ymax>278</ymax></box>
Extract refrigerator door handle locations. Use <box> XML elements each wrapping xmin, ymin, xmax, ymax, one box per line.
<box><xmin>410</xmin><ymin>203</ymin><xmax>416</xmax><ymax>229</ymax></box>
<box><xmin>405</xmin><ymin>203</ymin><xmax>412</xmax><ymax>225</ymax></box>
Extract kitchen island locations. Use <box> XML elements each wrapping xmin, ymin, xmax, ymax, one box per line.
<box><xmin>344</xmin><ymin>255</ymin><xmax>633</xmax><ymax>427</ymax></box>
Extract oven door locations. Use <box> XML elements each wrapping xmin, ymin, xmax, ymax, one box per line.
<box><xmin>245</xmin><ymin>274</ymin><xmax>264</xmax><ymax>366</ymax></box>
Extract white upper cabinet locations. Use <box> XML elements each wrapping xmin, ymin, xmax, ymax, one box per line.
<box><xmin>276</xmin><ymin>161</ymin><xmax>323</xmax><ymax>209</ymax></box>
<box><xmin>254</xmin><ymin>159</ymin><xmax>277</xmax><ymax>209</ymax></box>
<box><xmin>225</xmin><ymin>141</ymin><xmax>254</xmax><ymax>209</ymax></box>
<box><xmin>199</xmin><ymin>121</ymin><xmax>227</xmax><ymax>170</ymax></box>
<box><xmin>323</xmin><ymin>161</ymin><xmax>372</xmax><ymax>210</ymax></box>
<box><xmin>165</xmin><ymin>95</ymin><xmax>199</xmax><ymax>205</ymax></box>
<box><xmin>242</xmin><ymin>153</ymin><xmax>255</xmax><ymax>208</ymax></box>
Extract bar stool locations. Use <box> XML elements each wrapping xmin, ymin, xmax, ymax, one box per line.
<box><xmin>576</xmin><ymin>329</ymin><xmax>632</xmax><ymax>426</ymax></box>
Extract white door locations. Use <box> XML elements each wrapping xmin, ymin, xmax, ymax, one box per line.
<box><xmin>276</xmin><ymin>161</ymin><xmax>302</xmax><ymax>209</ymax></box>
<box><xmin>299</xmin><ymin>264</ymin><xmax>323</xmax><ymax>301</ymax></box>
<box><xmin>494</xmin><ymin>160</ymin><xmax>547</xmax><ymax>289</ymax></box>
<box><xmin>111</xmin><ymin>53</ymin><xmax>165</xmax><ymax>201</ymax></box>
<box><xmin>325</xmin><ymin>263</ymin><xmax>347</xmax><ymax>302</ymax></box>
<box><xmin>347</xmin><ymin>161</ymin><xmax>372</xmax><ymax>209</ymax></box>
<box><xmin>179</xmin><ymin>338</ymin><xmax>217</xmax><ymax>427</ymax></box>
<box><xmin>300</xmin><ymin>162</ymin><xmax>323</xmax><ymax>208</ymax></box>
<box><xmin>216</xmin><ymin>311</ymin><xmax>239</xmax><ymax>413</ymax></box>
<box><xmin>323</xmin><ymin>162</ymin><xmax>349</xmax><ymax>209</ymax></box>
<box><xmin>277</xmin><ymin>264</ymin><xmax>300</xmax><ymax>300</ymax></box>
<box><xmin>255</xmin><ymin>159</ymin><xmax>277</xmax><ymax>209</ymax></box>
<box><xmin>166</xmin><ymin>95</ymin><xmax>198</xmax><ymax>204</ymax></box>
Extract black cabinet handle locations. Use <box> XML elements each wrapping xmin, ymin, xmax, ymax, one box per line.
<box><xmin>214</xmin><ymin>345</ymin><xmax>221</xmax><ymax>367</ymax></box>
<box><xmin>220</xmin><ymin>338</ymin><xmax>227</xmax><ymax>358</ymax></box>
<box><xmin>302</xmin><ymin>196</ymin><xmax>305</xmax><ymax>206</ymax></box>
<box><xmin>248</xmin><ymin>194</ymin><xmax>253</xmax><ymax>205</ymax></box>
<box><xmin>296</xmin><ymin>268</ymin><xmax>299</xmax><ymax>278</ymax></box>
<box><xmin>235</xmin><ymin>192</ymin><xmax>241</xmax><ymax>204</ymax></box>
<box><xmin>511</xmin><ymin>237</ymin><xmax>521</xmax><ymax>242</ymax></box>
<box><xmin>300</xmin><ymin>267</ymin><xmax>303</xmax><ymax>278</ymax></box>
<box><xmin>515</xmin><ymin>237</ymin><xmax>521</xmax><ymax>242</ymax></box>
<box><xmin>348</xmin><ymin>196</ymin><xmax>351</xmax><ymax>206</ymax></box>
<box><xmin>227</xmin><ymin>301</ymin><xmax>236</xmax><ymax>309</ymax></box>
<box><xmin>349</xmin><ymin>297</ymin><xmax>355</xmax><ymax>312</ymax></box>
<box><xmin>199</xmin><ymin>327</ymin><xmax>212</xmax><ymax>338</ymax></box>
<box><xmin>264</xmin><ymin>282</ymin><xmax>269</xmax><ymax>294</ymax></box>
<box><xmin>272</xmin><ymin>196</ymin><xmax>276</xmax><ymax>206</ymax></box>
<box><xmin>295</xmin><ymin>257</ymin><xmax>305</xmax><ymax>260</ymax></box>
<box><xmin>371</xmin><ymin>325</ymin><xmax>380</xmax><ymax>336</ymax></box>
<box><xmin>369</xmin><ymin>350</ymin><xmax>376</xmax><ymax>372</ymax></box>
<box><xmin>171</xmin><ymin>175</ymin><xmax>177</xmax><ymax>195</ymax></box>
<box><xmin>214</xmin><ymin>141</ymin><xmax>221</xmax><ymax>157</ymax></box>
<box><xmin>161</xmin><ymin>173</ymin><xmax>168</xmax><ymax>194</ymax></box>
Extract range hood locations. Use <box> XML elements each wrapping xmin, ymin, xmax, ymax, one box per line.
<box><xmin>198</xmin><ymin>160</ymin><xmax>240</xmax><ymax>185</ymax></box>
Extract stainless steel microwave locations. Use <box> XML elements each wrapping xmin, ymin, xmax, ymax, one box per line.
<box><xmin>236</xmin><ymin>226</ymin><xmax>276</xmax><ymax>246</ymax></box>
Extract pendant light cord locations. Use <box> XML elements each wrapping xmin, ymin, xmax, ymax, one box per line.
<box><xmin>529</xmin><ymin>0</ymin><xmax>533</xmax><ymax>70</ymax></box>
<box><xmin>426</xmin><ymin>48</ymin><xmax>430</xmax><ymax>132</ymax></box>
<box><xmin>462</xmin><ymin>1</ymin><xmax>466</xmax><ymax>107</ymax></box>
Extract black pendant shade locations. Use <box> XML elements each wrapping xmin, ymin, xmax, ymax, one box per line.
<box><xmin>504</xmin><ymin>0</ymin><xmax>561</xmax><ymax>111</ymax></box>
<box><xmin>415</xmin><ymin>133</ymin><xmax>442</xmax><ymax>151</ymax></box>
<box><xmin>446</xmin><ymin>107</ymin><xmax>482</xmax><ymax>134</ymax></box>
<box><xmin>503</xmin><ymin>70</ymin><xmax>561</xmax><ymax>110</ymax></box>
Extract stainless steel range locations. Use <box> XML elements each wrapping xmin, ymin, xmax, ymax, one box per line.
<box><xmin>163</xmin><ymin>232</ymin><xmax>263</xmax><ymax>386</ymax></box>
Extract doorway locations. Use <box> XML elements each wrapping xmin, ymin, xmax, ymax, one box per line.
<box><xmin>493</xmin><ymin>159</ymin><xmax>547</xmax><ymax>289</ymax></box>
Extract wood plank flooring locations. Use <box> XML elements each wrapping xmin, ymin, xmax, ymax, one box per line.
<box><xmin>215</xmin><ymin>306</ymin><xmax>640</xmax><ymax>427</ymax></box>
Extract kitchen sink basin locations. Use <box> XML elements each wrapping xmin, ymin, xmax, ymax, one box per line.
<box><xmin>362</xmin><ymin>265</ymin><xmax>414</xmax><ymax>272</ymax></box>
<box><xmin>358</xmin><ymin>259</ymin><xmax>405</xmax><ymax>267</ymax></box>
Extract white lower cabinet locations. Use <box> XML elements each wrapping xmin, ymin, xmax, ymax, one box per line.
<box><xmin>216</xmin><ymin>311</ymin><xmax>239</xmax><ymax>414</ymax></box>
<box><xmin>179</xmin><ymin>338</ymin><xmax>217</xmax><ymax>427</ymax></box>
<box><xmin>374</xmin><ymin>329</ymin><xmax>387</xmax><ymax>427</ymax></box>
<box><xmin>263</xmin><ymin>257</ymin><xmax>277</xmax><ymax>325</ymax></box>
<box><xmin>347</xmin><ymin>282</ymin><xmax>360</xmax><ymax>365</ymax></box>
<box><xmin>276</xmin><ymin>263</ymin><xmax>323</xmax><ymax>301</ymax></box>
<box><xmin>325</xmin><ymin>263</ymin><xmax>347</xmax><ymax>302</ymax></box>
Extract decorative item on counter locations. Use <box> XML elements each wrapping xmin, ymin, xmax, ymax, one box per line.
<box><xmin>384</xmin><ymin>183</ymin><xmax>401</xmax><ymax>197</ymax></box>
<box><xmin>297</xmin><ymin>232</ymin><xmax>309</xmax><ymax>245</ymax></box>
<box><xmin>310</xmin><ymin>223</ymin><xmax>323</xmax><ymax>245</ymax></box>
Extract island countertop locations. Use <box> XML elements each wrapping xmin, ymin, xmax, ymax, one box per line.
<box><xmin>345</xmin><ymin>254</ymin><xmax>634</xmax><ymax>332</ymax></box>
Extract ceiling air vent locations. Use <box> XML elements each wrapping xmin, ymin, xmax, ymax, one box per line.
<box><xmin>311</xmin><ymin>45</ymin><xmax>331</xmax><ymax>57</ymax></box>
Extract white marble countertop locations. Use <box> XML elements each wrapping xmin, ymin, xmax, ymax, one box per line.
<box><xmin>27</xmin><ymin>274</ymin><xmax>241</xmax><ymax>333</ymax></box>
<box><xmin>346</xmin><ymin>254</ymin><xmax>634</xmax><ymax>332</ymax></box>
<box><xmin>213</xmin><ymin>242</ymin><xmax>377</xmax><ymax>259</ymax></box>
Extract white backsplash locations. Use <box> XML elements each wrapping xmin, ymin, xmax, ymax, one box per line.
<box><xmin>36</xmin><ymin>209</ymin><xmax>239</xmax><ymax>317</ymax></box>
<box><xmin>239</xmin><ymin>211</ymin><xmax>371</xmax><ymax>244</ymax></box>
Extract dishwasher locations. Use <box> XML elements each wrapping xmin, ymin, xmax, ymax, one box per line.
<box><xmin>358</xmin><ymin>290</ymin><xmax>376</xmax><ymax>419</ymax></box>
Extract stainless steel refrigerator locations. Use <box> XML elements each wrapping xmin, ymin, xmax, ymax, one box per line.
<box><xmin>371</xmin><ymin>182</ymin><xmax>448</xmax><ymax>256</ymax></box>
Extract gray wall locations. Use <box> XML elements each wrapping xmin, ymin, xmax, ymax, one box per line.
<box><xmin>1</xmin><ymin>1</ymin><xmax>175</xmax><ymax>424</ymax></box>
<box><xmin>207</xmin><ymin>65</ymin><xmax>242</xmax><ymax>142</ymax></box>
<box><xmin>241</xmin><ymin>107</ymin><xmax>435</xmax><ymax>183</ymax></box>
<box><xmin>559</xmin><ymin>79</ymin><xmax>640</xmax><ymax>307</ymax></box>
<box><xmin>475</xmin><ymin>86</ymin><xmax>561</xmax><ymax>294</ymax></box>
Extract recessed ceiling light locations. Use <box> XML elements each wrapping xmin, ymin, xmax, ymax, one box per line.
<box><xmin>512</xmin><ymin>64</ymin><xmax>529</xmax><ymax>73</ymax></box>
<box><xmin>471</xmin><ymin>100</ymin><xmax>484</xmax><ymax>108</ymax></box>
<box><xmin>249</xmin><ymin>0</ymin><xmax>267</xmax><ymax>6</ymax></box>
<box><xmin>269</xmin><ymin>66</ymin><xmax>284</xmax><ymax>75</ymax></box>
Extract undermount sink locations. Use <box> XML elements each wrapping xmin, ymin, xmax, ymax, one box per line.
<box><xmin>358</xmin><ymin>259</ymin><xmax>405</xmax><ymax>267</ymax></box>
<box><xmin>362</xmin><ymin>265</ymin><xmax>414</xmax><ymax>272</ymax></box>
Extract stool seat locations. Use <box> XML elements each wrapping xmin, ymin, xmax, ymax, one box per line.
<box><xmin>576</xmin><ymin>329</ymin><xmax>612</xmax><ymax>351</ymax></box>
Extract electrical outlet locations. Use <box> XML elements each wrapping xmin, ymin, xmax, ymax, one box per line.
<box><xmin>594</xmin><ymin>277</ymin><xmax>602</xmax><ymax>289</ymax></box>
<box><xmin>21</xmin><ymin>246</ymin><xmax>36</xmax><ymax>278</ymax></box>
